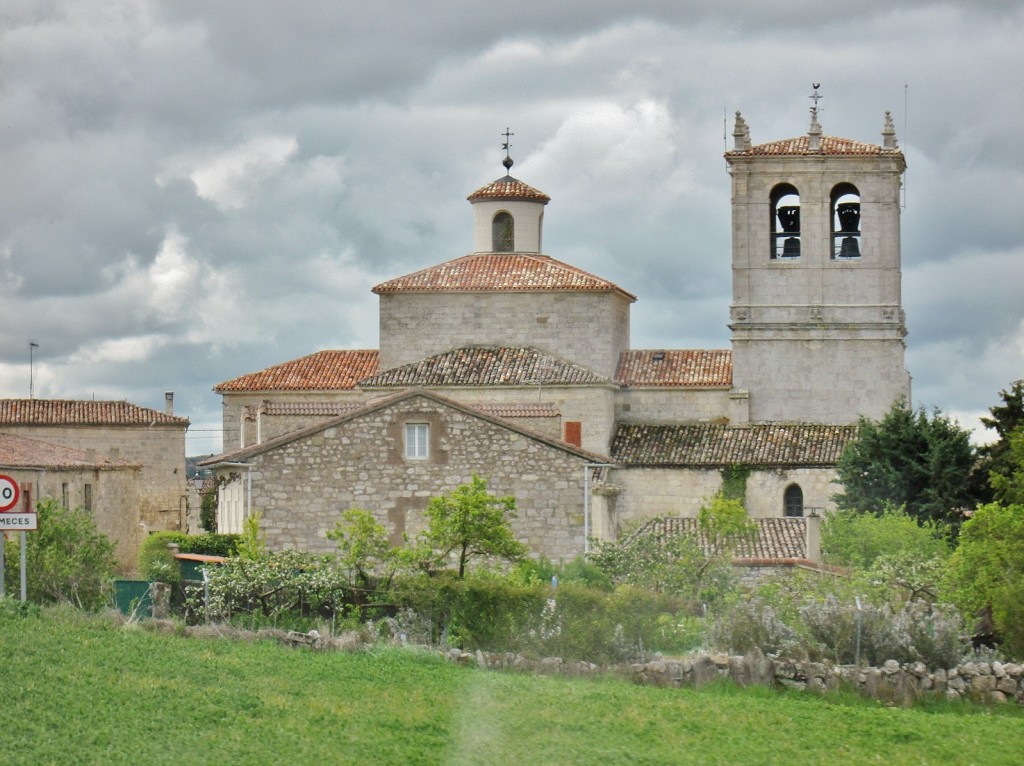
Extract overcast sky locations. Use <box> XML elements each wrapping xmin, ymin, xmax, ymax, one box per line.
<box><xmin>2</xmin><ymin>1</ymin><xmax>1022</xmax><ymax>456</ymax></box>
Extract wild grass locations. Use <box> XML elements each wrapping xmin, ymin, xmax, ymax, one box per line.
<box><xmin>1</xmin><ymin>605</ymin><xmax>1022</xmax><ymax>765</ymax></box>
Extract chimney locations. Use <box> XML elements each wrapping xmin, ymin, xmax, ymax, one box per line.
<box><xmin>165</xmin><ymin>391</ymin><xmax>174</xmax><ymax>416</ymax></box>
<box><xmin>804</xmin><ymin>511</ymin><xmax>821</xmax><ymax>562</ymax></box>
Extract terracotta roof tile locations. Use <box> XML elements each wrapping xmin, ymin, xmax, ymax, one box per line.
<box><xmin>0</xmin><ymin>399</ymin><xmax>188</xmax><ymax>427</ymax></box>
<box><xmin>632</xmin><ymin>516</ymin><xmax>810</xmax><ymax>560</ymax></box>
<box><xmin>467</xmin><ymin>175</ymin><xmax>550</xmax><ymax>203</ymax></box>
<box><xmin>476</xmin><ymin>403</ymin><xmax>560</xmax><ymax>419</ymax></box>
<box><xmin>360</xmin><ymin>346</ymin><xmax>608</xmax><ymax>388</ymax></box>
<box><xmin>612</xmin><ymin>423</ymin><xmax>856</xmax><ymax>467</ymax></box>
<box><xmin>372</xmin><ymin>253</ymin><xmax>636</xmax><ymax>299</ymax></box>
<box><xmin>214</xmin><ymin>350</ymin><xmax>379</xmax><ymax>393</ymax></box>
<box><xmin>616</xmin><ymin>350</ymin><xmax>732</xmax><ymax>387</ymax></box>
<box><xmin>0</xmin><ymin>432</ymin><xmax>140</xmax><ymax>470</ymax></box>
<box><xmin>728</xmin><ymin>135</ymin><xmax>900</xmax><ymax>157</ymax></box>
<box><xmin>260</xmin><ymin>402</ymin><xmax>362</xmax><ymax>417</ymax></box>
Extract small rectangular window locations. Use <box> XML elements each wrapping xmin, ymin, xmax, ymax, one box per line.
<box><xmin>62</xmin><ymin>483</ymin><xmax>69</xmax><ymax>509</ymax></box>
<box><xmin>83</xmin><ymin>484</ymin><xmax>93</xmax><ymax>512</ymax></box>
<box><xmin>405</xmin><ymin>423</ymin><xmax>429</xmax><ymax>459</ymax></box>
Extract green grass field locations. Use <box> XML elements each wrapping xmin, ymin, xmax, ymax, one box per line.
<box><xmin>1</xmin><ymin>607</ymin><xmax>1022</xmax><ymax>765</ymax></box>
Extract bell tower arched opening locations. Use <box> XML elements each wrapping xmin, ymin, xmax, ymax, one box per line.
<box><xmin>784</xmin><ymin>484</ymin><xmax>804</xmax><ymax>517</ymax></box>
<box><xmin>832</xmin><ymin>183</ymin><xmax>861</xmax><ymax>260</ymax></box>
<box><xmin>771</xmin><ymin>184</ymin><xmax>801</xmax><ymax>260</ymax></box>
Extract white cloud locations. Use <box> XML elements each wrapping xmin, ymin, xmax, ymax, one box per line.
<box><xmin>159</xmin><ymin>135</ymin><xmax>299</xmax><ymax>211</ymax></box>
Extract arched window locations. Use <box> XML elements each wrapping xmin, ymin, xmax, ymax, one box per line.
<box><xmin>831</xmin><ymin>183</ymin><xmax>861</xmax><ymax>260</ymax></box>
<box><xmin>771</xmin><ymin>184</ymin><xmax>800</xmax><ymax>259</ymax></box>
<box><xmin>492</xmin><ymin>211</ymin><xmax>514</xmax><ymax>252</ymax></box>
<box><xmin>784</xmin><ymin>484</ymin><xmax>804</xmax><ymax>517</ymax></box>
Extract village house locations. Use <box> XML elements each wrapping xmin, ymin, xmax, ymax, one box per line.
<box><xmin>205</xmin><ymin>100</ymin><xmax>908</xmax><ymax>563</ymax></box>
<box><xmin>0</xmin><ymin>396</ymin><xmax>190</xmax><ymax>568</ymax></box>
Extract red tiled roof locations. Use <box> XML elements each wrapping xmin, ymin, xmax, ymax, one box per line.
<box><xmin>214</xmin><ymin>350</ymin><xmax>380</xmax><ymax>393</ymax></box>
<box><xmin>0</xmin><ymin>432</ymin><xmax>140</xmax><ymax>470</ymax></box>
<box><xmin>0</xmin><ymin>399</ymin><xmax>188</xmax><ymax>427</ymax></box>
<box><xmin>616</xmin><ymin>350</ymin><xmax>732</xmax><ymax>388</ymax></box>
<box><xmin>467</xmin><ymin>175</ymin><xmax>550</xmax><ymax>203</ymax></box>
<box><xmin>632</xmin><ymin>516</ymin><xmax>811</xmax><ymax>560</ymax></box>
<box><xmin>372</xmin><ymin>253</ymin><xmax>636</xmax><ymax>299</ymax></box>
<box><xmin>612</xmin><ymin>423</ymin><xmax>856</xmax><ymax>467</ymax></box>
<box><xmin>360</xmin><ymin>346</ymin><xmax>608</xmax><ymax>388</ymax></box>
<box><xmin>728</xmin><ymin>135</ymin><xmax>897</xmax><ymax>157</ymax></box>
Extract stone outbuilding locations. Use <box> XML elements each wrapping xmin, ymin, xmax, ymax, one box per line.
<box><xmin>202</xmin><ymin>389</ymin><xmax>613</xmax><ymax>560</ymax></box>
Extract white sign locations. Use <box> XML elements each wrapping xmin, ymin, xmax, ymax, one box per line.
<box><xmin>0</xmin><ymin>513</ymin><xmax>37</xmax><ymax>531</ymax></box>
<box><xmin>0</xmin><ymin>475</ymin><xmax>19</xmax><ymax>512</ymax></box>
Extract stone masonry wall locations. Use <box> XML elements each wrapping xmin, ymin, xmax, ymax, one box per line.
<box><xmin>233</xmin><ymin>395</ymin><xmax>592</xmax><ymax>560</ymax></box>
<box><xmin>378</xmin><ymin>291</ymin><xmax>631</xmax><ymax>379</ymax></box>
<box><xmin>5</xmin><ymin>424</ymin><xmax>187</xmax><ymax>532</ymax></box>
<box><xmin>5</xmin><ymin>466</ymin><xmax>142</xmax><ymax>570</ymax></box>
<box><xmin>448</xmin><ymin>649</ymin><xmax>1024</xmax><ymax>706</ymax></box>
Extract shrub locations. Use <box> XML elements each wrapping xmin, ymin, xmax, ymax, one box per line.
<box><xmin>707</xmin><ymin>596</ymin><xmax>800</xmax><ymax>656</ymax></box>
<box><xmin>138</xmin><ymin>531</ymin><xmax>190</xmax><ymax>583</ymax></box>
<box><xmin>2</xmin><ymin>499</ymin><xmax>116</xmax><ymax>610</ymax></box>
<box><xmin>179</xmin><ymin>534</ymin><xmax>240</xmax><ymax>557</ymax></box>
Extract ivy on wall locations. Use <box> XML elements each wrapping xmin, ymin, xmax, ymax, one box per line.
<box><xmin>720</xmin><ymin>464</ymin><xmax>752</xmax><ymax>503</ymax></box>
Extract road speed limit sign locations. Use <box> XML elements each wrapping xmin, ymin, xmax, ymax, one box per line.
<box><xmin>0</xmin><ymin>475</ymin><xmax>20</xmax><ymax>512</ymax></box>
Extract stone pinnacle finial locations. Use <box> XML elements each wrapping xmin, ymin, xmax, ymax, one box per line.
<box><xmin>733</xmin><ymin>111</ymin><xmax>751</xmax><ymax>151</ymax></box>
<box><xmin>882</xmin><ymin>111</ymin><xmax>898</xmax><ymax>150</ymax></box>
<box><xmin>501</xmin><ymin>127</ymin><xmax>514</xmax><ymax>174</ymax></box>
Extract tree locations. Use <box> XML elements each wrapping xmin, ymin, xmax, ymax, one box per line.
<box><xmin>411</xmin><ymin>475</ymin><xmax>526</xmax><ymax>578</ymax></box>
<box><xmin>822</xmin><ymin>504</ymin><xmax>949</xmax><ymax>570</ymax></box>
<box><xmin>3</xmin><ymin>499</ymin><xmax>116</xmax><ymax>610</ymax></box>
<box><xmin>590</xmin><ymin>493</ymin><xmax>752</xmax><ymax>603</ymax></box>
<box><xmin>833</xmin><ymin>400</ymin><xmax>979</xmax><ymax>531</ymax></box>
<box><xmin>943</xmin><ymin>501</ymin><xmax>1024</xmax><ymax>657</ymax></box>
<box><xmin>327</xmin><ymin>508</ymin><xmax>397</xmax><ymax>589</ymax></box>
<box><xmin>989</xmin><ymin>428</ymin><xmax>1024</xmax><ymax>506</ymax></box>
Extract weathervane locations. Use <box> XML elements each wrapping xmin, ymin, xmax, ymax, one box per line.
<box><xmin>809</xmin><ymin>83</ymin><xmax>823</xmax><ymax>117</ymax></box>
<box><xmin>501</xmin><ymin>127</ymin><xmax>514</xmax><ymax>174</ymax></box>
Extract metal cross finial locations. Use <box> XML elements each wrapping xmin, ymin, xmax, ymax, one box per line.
<box><xmin>809</xmin><ymin>83</ymin><xmax>822</xmax><ymax>108</ymax></box>
<box><xmin>501</xmin><ymin>127</ymin><xmax>514</xmax><ymax>173</ymax></box>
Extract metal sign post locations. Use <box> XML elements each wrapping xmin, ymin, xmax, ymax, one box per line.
<box><xmin>0</xmin><ymin>477</ymin><xmax>34</xmax><ymax>602</ymax></box>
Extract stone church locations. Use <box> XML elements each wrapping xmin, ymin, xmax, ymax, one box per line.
<box><xmin>204</xmin><ymin>102</ymin><xmax>909</xmax><ymax>563</ymax></box>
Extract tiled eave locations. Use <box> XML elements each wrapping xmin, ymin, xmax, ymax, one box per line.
<box><xmin>726</xmin><ymin>134</ymin><xmax>903</xmax><ymax>157</ymax></box>
<box><xmin>612</xmin><ymin>423</ymin><xmax>857</xmax><ymax>467</ymax></box>
<box><xmin>0</xmin><ymin>399</ymin><xmax>188</xmax><ymax>427</ymax></box>
<box><xmin>372</xmin><ymin>253</ymin><xmax>636</xmax><ymax>300</ymax></box>
<box><xmin>616</xmin><ymin>350</ymin><xmax>732</xmax><ymax>388</ymax></box>
<box><xmin>632</xmin><ymin>516</ymin><xmax>811</xmax><ymax>560</ymax></box>
<box><xmin>359</xmin><ymin>346</ymin><xmax>610</xmax><ymax>388</ymax></box>
<box><xmin>214</xmin><ymin>350</ymin><xmax>380</xmax><ymax>393</ymax></box>
<box><xmin>0</xmin><ymin>432</ymin><xmax>141</xmax><ymax>470</ymax></box>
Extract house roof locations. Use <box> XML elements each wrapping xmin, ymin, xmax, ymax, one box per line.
<box><xmin>359</xmin><ymin>346</ymin><xmax>609</xmax><ymax>388</ymax></box>
<box><xmin>372</xmin><ymin>253</ymin><xmax>636</xmax><ymax>299</ymax></box>
<box><xmin>616</xmin><ymin>350</ymin><xmax>732</xmax><ymax>388</ymax></box>
<box><xmin>611</xmin><ymin>423</ymin><xmax>856</xmax><ymax>467</ymax></box>
<box><xmin>727</xmin><ymin>135</ymin><xmax>899</xmax><ymax>157</ymax></box>
<box><xmin>0</xmin><ymin>399</ymin><xmax>188</xmax><ymax>427</ymax></box>
<box><xmin>214</xmin><ymin>350</ymin><xmax>380</xmax><ymax>393</ymax></box>
<box><xmin>467</xmin><ymin>175</ymin><xmax>551</xmax><ymax>203</ymax></box>
<box><xmin>201</xmin><ymin>388</ymin><xmax>612</xmax><ymax>467</ymax></box>
<box><xmin>631</xmin><ymin>516</ymin><xmax>811</xmax><ymax>560</ymax></box>
<box><xmin>0</xmin><ymin>432</ymin><xmax>140</xmax><ymax>470</ymax></box>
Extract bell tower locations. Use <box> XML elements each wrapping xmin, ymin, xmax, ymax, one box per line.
<box><xmin>725</xmin><ymin>91</ymin><xmax>911</xmax><ymax>424</ymax></box>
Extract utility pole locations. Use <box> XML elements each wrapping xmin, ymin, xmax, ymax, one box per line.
<box><xmin>29</xmin><ymin>341</ymin><xmax>39</xmax><ymax>399</ymax></box>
